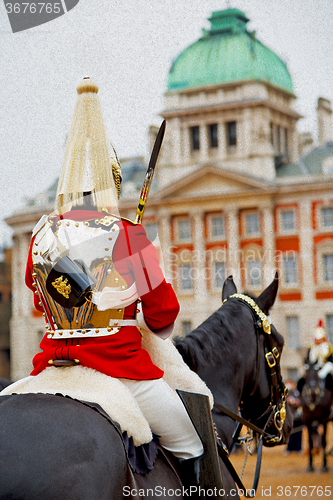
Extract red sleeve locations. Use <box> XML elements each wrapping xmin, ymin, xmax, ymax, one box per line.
<box><xmin>25</xmin><ymin>235</ymin><xmax>43</xmax><ymax>312</ymax></box>
<box><xmin>114</xmin><ymin>222</ymin><xmax>180</xmax><ymax>331</ymax></box>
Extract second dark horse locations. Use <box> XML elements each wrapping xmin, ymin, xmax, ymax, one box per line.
<box><xmin>298</xmin><ymin>363</ymin><xmax>333</xmax><ymax>472</ymax></box>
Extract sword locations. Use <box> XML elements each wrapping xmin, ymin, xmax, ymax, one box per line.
<box><xmin>134</xmin><ymin>120</ymin><xmax>166</xmax><ymax>224</ymax></box>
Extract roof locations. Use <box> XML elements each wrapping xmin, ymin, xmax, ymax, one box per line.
<box><xmin>23</xmin><ymin>156</ymin><xmax>150</xmax><ymax>208</ymax></box>
<box><xmin>167</xmin><ymin>8</ymin><xmax>293</xmax><ymax>94</ymax></box>
<box><xmin>276</xmin><ymin>142</ymin><xmax>333</xmax><ymax>178</ymax></box>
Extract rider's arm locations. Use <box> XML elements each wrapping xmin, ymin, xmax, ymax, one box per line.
<box><xmin>120</xmin><ymin>222</ymin><xmax>180</xmax><ymax>338</ymax></box>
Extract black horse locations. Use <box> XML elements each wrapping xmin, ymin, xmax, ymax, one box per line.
<box><xmin>298</xmin><ymin>363</ymin><xmax>333</xmax><ymax>472</ymax></box>
<box><xmin>0</xmin><ymin>379</ymin><xmax>11</xmax><ymax>391</ymax></box>
<box><xmin>0</xmin><ymin>275</ymin><xmax>291</xmax><ymax>499</ymax></box>
<box><xmin>176</xmin><ymin>274</ymin><xmax>292</xmax><ymax>495</ymax></box>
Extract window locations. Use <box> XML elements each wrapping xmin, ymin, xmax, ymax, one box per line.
<box><xmin>248</xmin><ymin>260</ymin><xmax>262</xmax><ymax>287</ymax></box>
<box><xmin>286</xmin><ymin>316</ymin><xmax>300</xmax><ymax>349</ymax></box>
<box><xmin>210</xmin><ymin>216</ymin><xmax>225</xmax><ymax>239</ymax></box>
<box><xmin>182</xmin><ymin>321</ymin><xmax>192</xmax><ymax>336</ymax></box>
<box><xmin>283</xmin><ymin>254</ymin><xmax>298</xmax><ymax>285</ymax></box>
<box><xmin>281</xmin><ymin>210</ymin><xmax>296</xmax><ymax>232</ymax></box>
<box><xmin>177</xmin><ymin>219</ymin><xmax>191</xmax><ymax>241</ymax></box>
<box><xmin>245</xmin><ymin>213</ymin><xmax>260</xmax><ymax>235</ymax></box>
<box><xmin>214</xmin><ymin>261</ymin><xmax>226</xmax><ymax>289</ymax></box>
<box><xmin>321</xmin><ymin>207</ymin><xmax>333</xmax><ymax>228</ymax></box>
<box><xmin>190</xmin><ymin>126</ymin><xmax>200</xmax><ymax>151</ymax></box>
<box><xmin>226</xmin><ymin>121</ymin><xmax>237</xmax><ymax>146</ymax></box>
<box><xmin>326</xmin><ymin>315</ymin><xmax>333</xmax><ymax>343</ymax></box>
<box><xmin>323</xmin><ymin>254</ymin><xmax>333</xmax><ymax>281</ymax></box>
<box><xmin>144</xmin><ymin>223</ymin><xmax>158</xmax><ymax>242</ymax></box>
<box><xmin>179</xmin><ymin>264</ymin><xmax>193</xmax><ymax>291</ymax></box>
<box><xmin>208</xmin><ymin>124</ymin><xmax>218</xmax><ymax>148</ymax></box>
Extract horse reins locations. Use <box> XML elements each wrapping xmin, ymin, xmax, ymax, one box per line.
<box><xmin>213</xmin><ymin>293</ymin><xmax>288</xmax><ymax>497</ymax></box>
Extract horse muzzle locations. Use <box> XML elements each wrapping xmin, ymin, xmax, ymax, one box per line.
<box><xmin>263</xmin><ymin>401</ymin><xmax>292</xmax><ymax>447</ymax></box>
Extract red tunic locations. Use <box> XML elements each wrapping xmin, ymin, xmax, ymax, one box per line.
<box><xmin>26</xmin><ymin>209</ymin><xmax>180</xmax><ymax>379</ymax></box>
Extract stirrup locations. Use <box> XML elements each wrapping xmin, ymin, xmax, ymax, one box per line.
<box><xmin>177</xmin><ymin>390</ymin><xmax>226</xmax><ymax>500</ymax></box>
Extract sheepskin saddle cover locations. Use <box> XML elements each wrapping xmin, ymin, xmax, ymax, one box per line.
<box><xmin>0</xmin><ymin>330</ymin><xmax>213</xmax><ymax>447</ymax></box>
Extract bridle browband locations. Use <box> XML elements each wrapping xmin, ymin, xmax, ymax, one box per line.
<box><xmin>213</xmin><ymin>293</ymin><xmax>288</xmax><ymax>497</ymax></box>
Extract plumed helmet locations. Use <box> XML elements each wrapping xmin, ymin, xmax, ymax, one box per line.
<box><xmin>313</xmin><ymin>319</ymin><xmax>327</xmax><ymax>344</ymax></box>
<box><xmin>56</xmin><ymin>77</ymin><xmax>122</xmax><ymax>214</ymax></box>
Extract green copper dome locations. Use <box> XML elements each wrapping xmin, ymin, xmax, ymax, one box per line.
<box><xmin>167</xmin><ymin>9</ymin><xmax>293</xmax><ymax>93</ymax></box>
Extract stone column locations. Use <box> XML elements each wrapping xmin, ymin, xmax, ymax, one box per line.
<box><xmin>10</xmin><ymin>230</ymin><xmax>35</xmax><ymax>380</ymax></box>
<box><xmin>289</xmin><ymin>124</ymin><xmax>299</xmax><ymax>164</ymax></box>
<box><xmin>199</xmin><ymin>123</ymin><xmax>209</xmax><ymax>163</ymax></box>
<box><xmin>182</xmin><ymin>123</ymin><xmax>190</xmax><ymax>164</ymax></box>
<box><xmin>11</xmin><ymin>234</ymin><xmax>20</xmax><ymax>317</ymax></box>
<box><xmin>192</xmin><ymin>210</ymin><xmax>208</xmax><ymax>302</ymax></box>
<box><xmin>218</xmin><ymin>120</ymin><xmax>226</xmax><ymax>161</ymax></box>
<box><xmin>157</xmin><ymin>210</ymin><xmax>173</xmax><ymax>284</ymax></box>
<box><xmin>226</xmin><ymin>207</ymin><xmax>240</xmax><ymax>283</ymax></box>
<box><xmin>171</xmin><ymin>117</ymin><xmax>182</xmax><ymax>165</ymax></box>
<box><xmin>262</xmin><ymin>204</ymin><xmax>275</xmax><ymax>286</ymax></box>
<box><xmin>299</xmin><ymin>198</ymin><xmax>314</xmax><ymax>347</ymax></box>
<box><xmin>241</xmin><ymin>108</ymin><xmax>252</xmax><ymax>158</ymax></box>
<box><xmin>299</xmin><ymin>199</ymin><xmax>314</xmax><ymax>300</ymax></box>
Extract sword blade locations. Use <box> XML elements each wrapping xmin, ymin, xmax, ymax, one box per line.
<box><xmin>134</xmin><ymin>120</ymin><xmax>166</xmax><ymax>224</ymax></box>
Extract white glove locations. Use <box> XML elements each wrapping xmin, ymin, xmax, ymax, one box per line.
<box><xmin>137</xmin><ymin>303</ymin><xmax>174</xmax><ymax>339</ymax></box>
<box><xmin>318</xmin><ymin>361</ymin><xmax>333</xmax><ymax>379</ymax></box>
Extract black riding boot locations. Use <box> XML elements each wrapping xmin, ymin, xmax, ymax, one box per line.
<box><xmin>177</xmin><ymin>390</ymin><xmax>226</xmax><ymax>500</ymax></box>
<box><xmin>179</xmin><ymin>457</ymin><xmax>201</xmax><ymax>498</ymax></box>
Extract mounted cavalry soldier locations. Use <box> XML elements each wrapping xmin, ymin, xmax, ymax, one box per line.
<box><xmin>308</xmin><ymin>320</ymin><xmax>333</xmax><ymax>369</ymax></box>
<box><xmin>19</xmin><ymin>78</ymin><xmax>225</xmax><ymax>498</ymax></box>
<box><xmin>307</xmin><ymin>320</ymin><xmax>333</xmax><ymax>390</ymax></box>
<box><xmin>298</xmin><ymin>319</ymin><xmax>333</xmax><ymax>395</ymax></box>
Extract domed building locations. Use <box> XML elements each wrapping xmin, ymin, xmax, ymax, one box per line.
<box><xmin>156</xmin><ymin>7</ymin><xmax>300</xmax><ymax>185</ymax></box>
<box><xmin>139</xmin><ymin>8</ymin><xmax>333</xmax><ymax>380</ymax></box>
<box><xmin>5</xmin><ymin>8</ymin><xmax>333</xmax><ymax>381</ymax></box>
<box><xmin>168</xmin><ymin>8</ymin><xmax>293</xmax><ymax>93</ymax></box>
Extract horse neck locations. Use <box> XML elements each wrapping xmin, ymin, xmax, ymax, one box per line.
<box><xmin>193</xmin><ymin>322</ymin><xmax>257</xmax><ymax>448</ymax></box>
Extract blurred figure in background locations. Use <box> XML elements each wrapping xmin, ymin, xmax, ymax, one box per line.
<box><xmin>285</xmin><ymin>380</ymin><xmax>302</xmax><ymax>454</ymax></box>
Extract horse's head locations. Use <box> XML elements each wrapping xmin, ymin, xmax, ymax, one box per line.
<box><xmin>304</xmin><ymin>362</ymin><xmax>320</xmax><ymax>382</ymax></box>
<box><xmin>301</xmin><ymin>363</ymin><xmax>326</xmax><ymax>412</ymax></box>
<box><xmin>221</xmin><ymin>272</ymin><xmax>292</xmax><ymax>448</ymax></box>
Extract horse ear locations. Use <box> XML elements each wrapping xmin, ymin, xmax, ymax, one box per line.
<box><xmin>222</xmin><ymin>275</ymin><xmax>237</xmax><ymax>302</ymax></box>
<box><xmin>256</xmin><ymin>271</ymin><xmax>279</xmax><ymax>314</ymax></box>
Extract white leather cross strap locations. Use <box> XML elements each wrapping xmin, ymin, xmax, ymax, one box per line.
<box><xmin>47</xmin><ymin>320</ymin><xmax>138</xmax><ymax>339</ymax></box>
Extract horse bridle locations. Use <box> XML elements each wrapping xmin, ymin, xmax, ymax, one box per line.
<box><xmin>219</xmin><ymin>293</ymin><xmax>287</xmax><ymax>442</ymax></box>
<box><xmin>213</xmin><ymin>293</ymin><xmax>288</xmax><ymax>497</ymax></box>
<box><xmin>302</xmin><ymin>376</ymin><xmax>325</xmax><ymax>411</ymax></box>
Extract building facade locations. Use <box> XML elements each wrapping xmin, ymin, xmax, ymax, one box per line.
<box><xmin>6</xmin><ymin>8</ymin><xmax>333</xmax><ymax>381</ymax></box>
